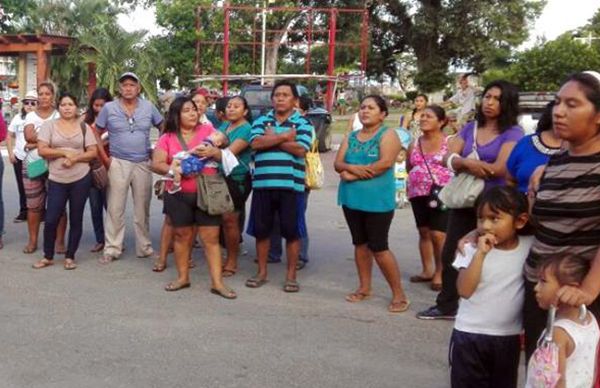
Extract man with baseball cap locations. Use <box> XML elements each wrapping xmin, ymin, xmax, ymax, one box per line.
<box><xmin>96</xmin><ymin>71</ymin><xmax>163</xmax><ymax>263</ymax></box>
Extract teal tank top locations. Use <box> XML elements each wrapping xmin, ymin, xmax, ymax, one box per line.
<box><xmin>337</xmin><ymin>126</ymin><xmax>396</xmax><ymax>212</ymax></box>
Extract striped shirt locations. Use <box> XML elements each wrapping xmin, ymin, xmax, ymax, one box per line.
<box><xmin>250</xmin><ymin>110</ymin><xmax>314</xmax><ymax>192</ymax></box>
<box><xmin>526</xmin><ymin>150</ymin><xmax>600</xmax><ymax>281</ymax></box>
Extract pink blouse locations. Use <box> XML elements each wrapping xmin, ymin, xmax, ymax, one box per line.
<box><xmin>408</xmin><ymin>135</ymin><xmax>453</xmax><ymax>199</ymax></box>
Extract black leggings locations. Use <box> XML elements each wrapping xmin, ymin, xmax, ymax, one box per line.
<box><xmin>44</xmin><ymin>174</ymin><xmax>92</xmax><ymax>260</ymax></box>
<box><xmin>13</xmin><ymin>158</ymin><xmax>27</xmax><ymax>215</ymax></box>
<box><xmin>435</xmin><ymin>208</ymin><xmax>477</xmax><ymax>314</ymax></box>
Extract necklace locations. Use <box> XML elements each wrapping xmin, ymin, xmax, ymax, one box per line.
<box><xmin>532</xmin><ymin>134</ymin><xmax>561</xmax><ymax>155</ymax></box>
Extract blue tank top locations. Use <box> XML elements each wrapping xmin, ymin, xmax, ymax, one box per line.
<box><xmin>338</xmin><ymin>126</ymin><xmax>396</xmax><ymax>212</ymax></box>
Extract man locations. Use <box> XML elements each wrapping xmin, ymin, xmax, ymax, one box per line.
<box><xmin>268</xmin><ymin>95</ymin><xmax>313</xmax><ymax>269</ymax></box>
<box><xmin>246</xmin><ymin>81</ymin><xmax>314</xmax><ymax>292</ymax></box>
<box><xmin>446</xmin><ymin>74</ymin><xmax>476</xmax><ymax>125</ymax></box>
<box><xmin>97</xmin><ymin>72</ymin><xmax>163</xmax><ymax>263</ymax></box>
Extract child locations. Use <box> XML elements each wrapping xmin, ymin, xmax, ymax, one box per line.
<box><xmin>528</xmin><ymin>254</ymin><xmax>600</xmax><ymax>387</ymax></box>
<box><xmin>167</xmin><ymin>131</ymin><xmax>228</xmax><ymax>193</ymax></box>
<box><xmin>449</xmin><ymin>186</ymin><xmax>533</xmax><ymax>388</ymax></box>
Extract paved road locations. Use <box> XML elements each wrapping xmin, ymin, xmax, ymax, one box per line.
<box><xmin>0</xmin><ymin>149</ymin><xmax>455</xmax><ymax>388</ymax></box>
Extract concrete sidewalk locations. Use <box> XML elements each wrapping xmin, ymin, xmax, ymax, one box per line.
<box><xmin>0</xmin><ymin>151</ymin><xmax>456</xmax><ymax>388</ymax></box>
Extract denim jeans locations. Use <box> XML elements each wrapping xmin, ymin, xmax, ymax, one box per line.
<box><xmin>88</xmin><ymin>186</ymin><xmax>107</xmax><ymax>244</ymax></box>
<box><xmin>268</xmin><ymin>190</ymin><xmax>309</xmax><ymax>262</ymax></box>
<box><xmin>44</xmin><ymin>173</ymin><xmax>92</xmax><ymax>260</ymax></box>
<box><xmin>0</xmin><ymin>156</ymin><xmax>4</xmax><ymax>235</ymax></box>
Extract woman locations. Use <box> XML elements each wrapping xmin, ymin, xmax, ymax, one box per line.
<box><xmin>32</xmin><ymin>92</ymin><xmax>98</xmax><ymax>270</ymax></box>
<box><xmin>335</xmin><ymin>95</ymin><xmax>410</xmax><ymax>313</ymax></box>
<box><xmin>404</xmin><ymin>94</ymin><xmax>428</xmax><ymax>141</ymax></box>
<box><xmin>152</xmin><ymin>96</ymin><xmax>236</xmax><ymax>298</ymax></box>
<box><xmin>213</xmin><ymin>96</ymin><xmax>253</xmax><ymax>277</ymax></box>
<box><xmin>191</xmin><ymin>88</ymin><xmax>213</xmax><ymax>126</ymax></box>
<box><xmin>524</xmin><ymin>71</ymin><xmax>600</xmax><ymax>360</ymax></box>
<box><xmin>506</xmin><ymin>101</ymin><xmax>562</xmax><ymax>193</ymax></box>
<box><xmin>417</xmin><ymin>80</ymin><xmax>523</xmax><ymax>320</ymax></box>
<box><xmin>84</xmin><ymin>88</ymin><xmax>113</xmax><ymax>253</ymax></box>
<box><xmin>7</xmin><ymin>91</ymin><xmax>38</xmax><ymax>224</ymax></box>
<box><xmin>406</xmin><ymin>105</ymin><xmax>452</xmax><ymax>291</ymax></box>
<box><xmin>23</xmin><ymin>82</ymin><xmax>66</xmax><ymax>255</ymax></box>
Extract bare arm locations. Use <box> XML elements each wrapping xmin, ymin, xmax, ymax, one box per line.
<box><xmin>367</xmin><ymin>129</ymin><xmax>402</xmax><ymax>177</ymax></box>
<box><xmin>553</xmin><ymin>327</ymin><xmax>575</xmax><ymax>388</ymax></box>
<box><xmin>70</xmin><ymin>144</ymin><xmax>98</xmax><ymax>164</ymax></box>
<box><xmin>24</xmin><ymin>124</ymin><xmax>37</xmax><ymax>150</ymax></box>
<box><xmin>279</xmin><ymin>141</ymin><xmax>306</xmax><ymax>158</ymax></box>
<box><xmin>405</xmin><ymin>141</ymin><xmax>415</xmax><ymax>172</ymax></box>
<box><xmin>151</xmin><ymin>148</ymin><xmax>171</xmax><ymax>175</ymax></box>
<box><xmin>456</xmin><ymin>234</ymin><xmax>495</xmax><ymax>298</ymax></box>
<box><xmin>6</xmin><ymin>132</ymin><xmax>16</xmax><ymax>163</ymax></box>
<box><xmin>37</xmin><ymin>140</ymin><xmax>69</xmax><ymax>160</ymax></box>
<box><xmin>334</xmin><ymin>133</ymin><xmax>375</xmax><ymax>180</ymax></box>
<box><xmin>251</xmin><ymin>129</ymin><xmax>293</xmax><ymax>151</ymax></box>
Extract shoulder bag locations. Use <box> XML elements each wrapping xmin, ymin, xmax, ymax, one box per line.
<box><xmin>305</xmin><ymin>139</ymin><xmax>324</xmax><ymax>190</ymax></box>
<box><xmin>25</xmin><ymin>122</ymin><xmax>50</xmax><ymax>179</ymax></box>
<box><xmin>81</xmin><ymin>122</ymin><xmax>108</xmax><ymax>190</ymax></box>
<box><xmin>438</xmin><ymin>123</ymin><xmax>485</xmax><ymax>209</ymax></box>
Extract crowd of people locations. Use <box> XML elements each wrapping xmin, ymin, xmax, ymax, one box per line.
<box><xmin>1</xmin><ymin>69</ymin><xmax>600</xmax><ymax>387</ymax></box>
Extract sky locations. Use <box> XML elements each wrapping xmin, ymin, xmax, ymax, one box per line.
<box><xmin>118</xmin><ymin>0</ymin><xmax>600</xmax><ymax>48</ymax></box>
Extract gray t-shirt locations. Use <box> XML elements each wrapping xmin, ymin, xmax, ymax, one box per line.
<box><xmin>96</xmin><ymin>98</ymin><xmax>163</xmax><ymax>162</ymax></box>
<box><xmin>38</xmin><ymin>120</ymin><xmax>97</xmax><ymax>184</ymax></box>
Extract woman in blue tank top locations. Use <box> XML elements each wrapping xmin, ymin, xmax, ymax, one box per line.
<box><xmin>335</xmin><ymin>95</ymin><xmax>410</xmax><ymax>313</ymax></box>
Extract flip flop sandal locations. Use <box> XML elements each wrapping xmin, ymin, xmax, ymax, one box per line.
<box><xmin>388</xmin><ymin>300</ymin><xmax>411</xmax><ymax>313</ymax></box>
<box><xmin>222</xmin><ymin>268</ymin><xmax>237</xmax><ymax>278</ymax></box>
<box><xmin>63</xmin><ymin>259</ymin><xmax>77</xmax><ymax>270</ymax></box>
<box><xmin>210</xmin><ymin>287</ymin><xmax>237</xmax><ymax>299</ymax></box>
<box><xmin>99</xmin><ymin>255</ymin><xmax>117</xmax><ymax>265</ymax></box>
<box><xmin>23</xmin><ymin>246</ymin><xmax>37</xmax><ymax>254</ymax></box>
<box><xmin>152</xmin><ymin>262</ymin><xmax>167</xmax><ymax>272</ymax></box>
<box><xmin>32</xmin><ymin>258</ymin><xmax>54</xmax><ymax>269</ymax></box>
<box><xmin>345</xmin><ymin>291</ymin><xmax>372</xmax><ymax>303</ymax></box>
<box><xmin>283</xmin><ymin>279</ymin><xmax>300</xmax><ymax>293</ymax></box>
<box><xmin>245</xmin><ymin>276</ymin><xmax>268</xmax><ymax>288</ymax></box>
<box><xmin>409</xmin><ymin>275</ymin><xmax>433</xmax><ymax>283</ymax></box>
<box><xmin>164</xmin><ymin>282</ymin><xmax>191</xmax><ymax>292</ymax></box>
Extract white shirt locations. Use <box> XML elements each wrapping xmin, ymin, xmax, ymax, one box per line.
<box><xmin>8</xmin><ymin>115</ymin><xmax>27</xmax><ymax>160</ymax></box>
<box><xmin>449</xmin><ymin>87</ymin><xmax>476</xmax><ymax>121</ymax></box>
<box><xmin>453</xmin><ymin>236</ymin><xmax>534</xmax><ymax>336</ymax></box>
<box><xmin>23</xmin><ymin>110</ymin><xmax>59</xmax><ymax>162</ymax></box>
<box><xmin>351</xmin><ymin>113</ymin><xmax>362</xmax><ymax>132</ymax></box>
<box><xmin>554</xmin><ymin>314</ymin><xmax>600</xmax><ymax>388</ymax></box>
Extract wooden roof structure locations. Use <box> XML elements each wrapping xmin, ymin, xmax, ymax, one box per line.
<box><xmin>0</xmin><ymin>34</ymin><xmax>96</xmax><ymax>94</ymax></box>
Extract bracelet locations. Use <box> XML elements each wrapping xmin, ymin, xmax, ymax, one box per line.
<box><xmin>446</xmin><ymin>153</ymin><xmax>460</xmax><ymax>173</ymax></box>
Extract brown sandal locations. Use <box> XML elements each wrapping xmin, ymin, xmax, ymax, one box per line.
<box><xmin>32</xmin><ymin>258</ymin><xmax>54</xmax><ymax>269</ymax></box>
<box><xmin>64</xmin><ymin>259</ymin><xmax>77</xmax><ymax>270</ymax></box>
<box><xmin>345</xmin><ymin>291</ymin><xmax>372</xmax><ymax>303</ymax></box>
<box><xmin>388</xmin><ymin>300</ymin><xmax>411</xmax><ymax>313</ymax></box>
<box><xmin>152</xmin><ymin>262</ymin><xmax>167</xmax><ymax>272</ymax></box>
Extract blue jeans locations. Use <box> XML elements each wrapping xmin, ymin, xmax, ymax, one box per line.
<box><xmin>44</xmin><ymin>173</ymin><xmax>92</xmax><ymax>260</ymax></box>
<box><xmin>268</xmin><ymin>190</ymin><xmax>309</xmax><ymax>262</ymax></box>
<box><xmin>0</xmin><ymin>156</ymin><xmax>4</xmax><ymax>235</ymax></box>
<box><xmin>88</xmin><ymin>186</ymin><xmax>107</xmax><ymax>244</ymax></box>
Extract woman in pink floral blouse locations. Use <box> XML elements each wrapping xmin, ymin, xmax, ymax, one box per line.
<box><xmin>406</xmin><ymin>105</ymin><xmax>453</xmax><ymax>291</ymax></box>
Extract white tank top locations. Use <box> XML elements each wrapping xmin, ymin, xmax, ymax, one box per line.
<box><xmin>554</xmin><ymin>314</ymin><xmax>600</xmax><ymax>388</ymax></box>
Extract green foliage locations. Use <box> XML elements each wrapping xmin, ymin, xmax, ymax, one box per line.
<box><xmin>0</xmin><ymin>0</ymin><xmax>37</xmax><ymax>33</ymax></box>
<box><xmin>508</xmin><ymin>36</ymin><xmax>600</xmax><ymax>91</ymax></box>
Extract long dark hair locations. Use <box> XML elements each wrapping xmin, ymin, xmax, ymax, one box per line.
<box><xmin>84</xmin><ymin>88</ymin><xmax>113</xmax><ymax>125</ymax></box>
<box><xmin>535</xmin><ymin>101</ymin><xmax>555</xmax><ymax>134</ymax></box>
<box><xmin>228</xmin><ymin>95</ymin><xmax>253</xmax><ymax>123</ymax></box>
<box><xmin>164</xmin><ymin>96</ymin><xmax>197</xmax><ymax>134</ymax></box>
<box><xmin>476</xmin><ymin>80</ymin><xmax>519</xmax><ymax>133</ymax></box>
<box><xmin>412</xmin><ymin>93</ymin><xmax>428</xmax><ymax>118</ymax></box>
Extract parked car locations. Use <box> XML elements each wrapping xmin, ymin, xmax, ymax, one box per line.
<box><xmin>240</xmin><ymin>83</ymin><xmax>333</xmax><ymax>152</ymax></box>
<box><xmin>518</xmin><ymin>92</ymin><xmax>555</xmax><ymax>134</ymax></box>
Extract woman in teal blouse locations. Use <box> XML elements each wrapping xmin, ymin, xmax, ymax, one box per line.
<box><xmin>213</xmin><ymin>96</ymin><xmax>253</xmax><ymax>277</ymax></box>
<box><xmin>334</xmin><ymin>95</ymin><xmax>410</xmax><ymax>313</ymax></box>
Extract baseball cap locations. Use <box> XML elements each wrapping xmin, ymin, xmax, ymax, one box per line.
<box><xmin>119</xmin><ymin>72</ymin><xmax>140</xmax><ymax>83</ymax></box>
<box><xmin>23</xmin><ymin>90</ymin><xmax>38</xmax><ymax>101</ymax></box>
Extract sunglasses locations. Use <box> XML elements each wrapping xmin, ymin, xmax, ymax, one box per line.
<box><xmin>23</xmin><ymin>101</ymin><xmax>37</xmax><ymax>106</ymax></box>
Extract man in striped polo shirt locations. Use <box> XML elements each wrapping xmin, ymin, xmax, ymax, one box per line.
<box><xmin>245</xmin><ymin>80</ymin><xmax>314</xmax><ymax>292</ymax></box>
